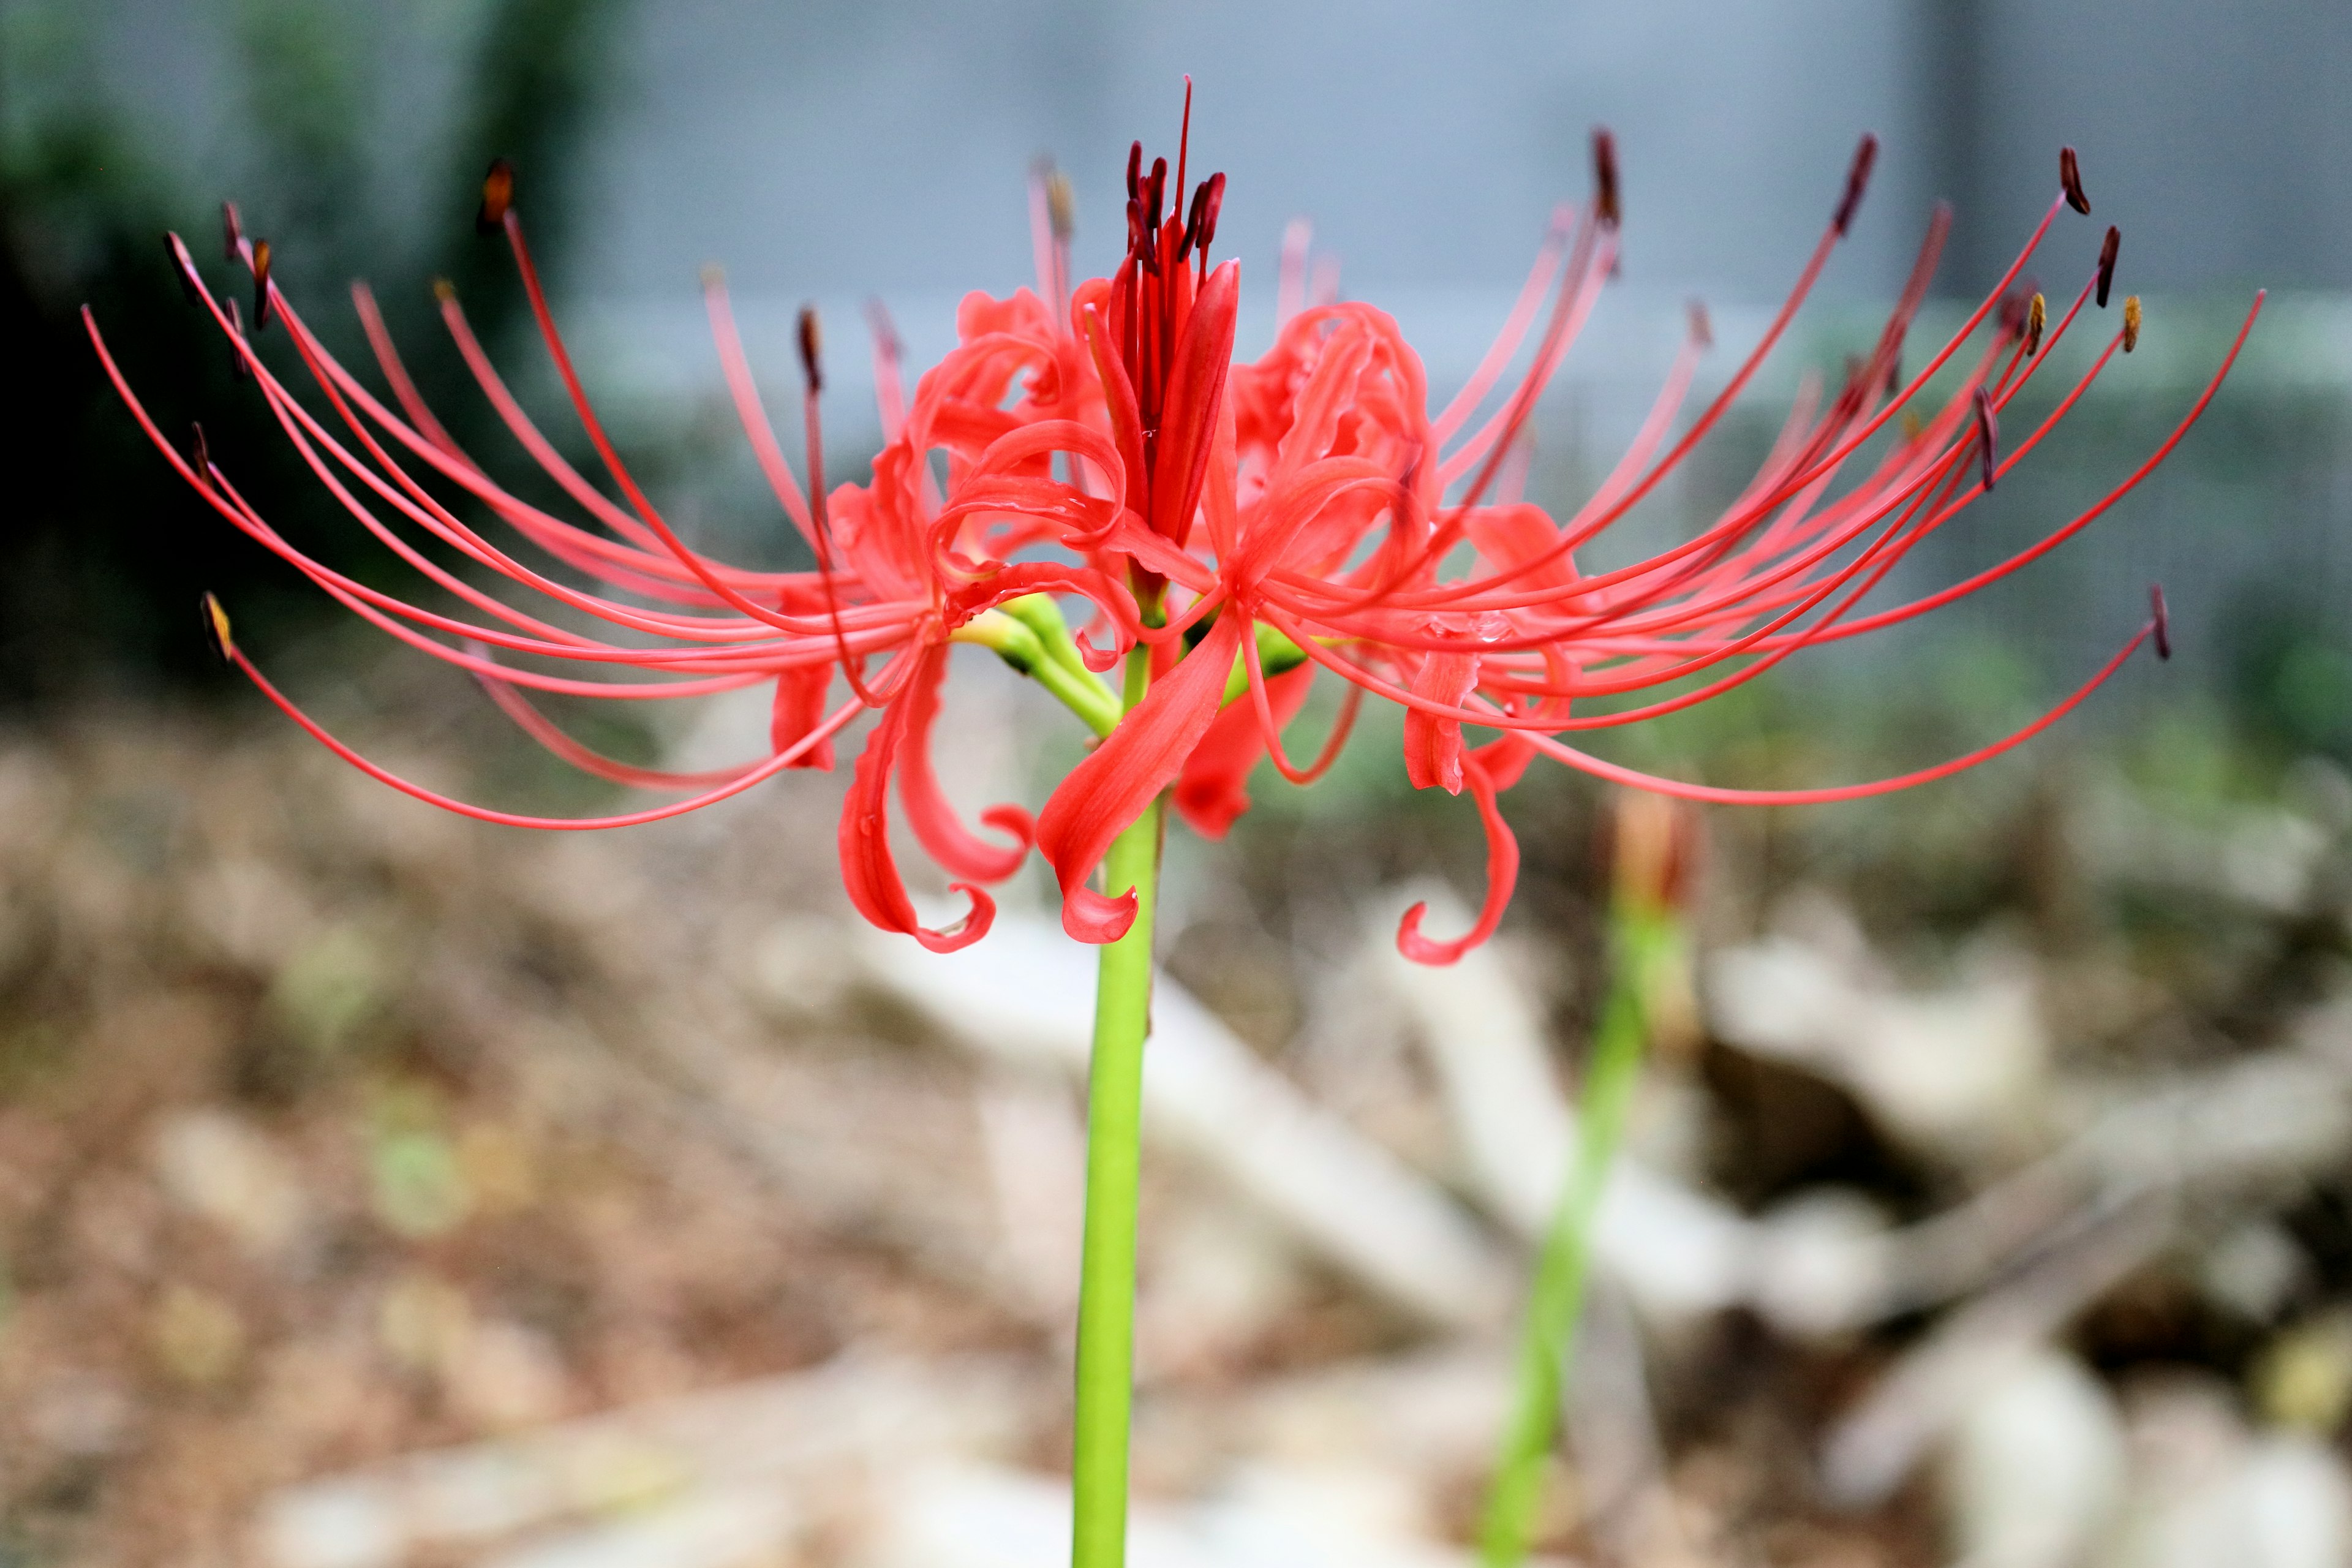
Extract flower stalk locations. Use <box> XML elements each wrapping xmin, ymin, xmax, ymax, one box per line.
<box><xmin>1478</xmin><ymin>793</ymin><xmax>1696</xmax><ymax>1567</ymax></box>
<box><xmin>1070</xmin><ymin>641</ymin><xmax>1165</xmax><ymax>1568</ymax></box>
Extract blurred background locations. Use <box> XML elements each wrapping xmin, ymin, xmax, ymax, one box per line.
<box><xmin>7</xmin><ymin>2</ymin><xmax>2352</xmax><ymax>1564</ymax></box>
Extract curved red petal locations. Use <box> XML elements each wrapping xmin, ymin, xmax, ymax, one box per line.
<box><xmin>770</xmin><ymin>665</ymin><xmax>837</xmax><ymax>771</ymax></box>
<box><xmin>1402</xmin><ymin>646</ymin><xmax>1479</xmax><ymax>794</ymax></box>
<box><xmin>1036</xmin><ymin>614</ymin><xmax>1243</xmax><ymax>943</ymax></box>
<box><xmin>837</xmin><ymin>666</ymin><xmax>995</xmax><ymax>950</ymax></box>
<box><xmin>1396</xmin><ymin>756</ymin><xmax>1519</xmax><ymax>966</ymax></box>
<box><xmin>896</xmin><ymin>646</ymin><xmax>1033</xmax><ymax>881</ymax></box>
<box><xmin>1175</xmin><ymin>665</ymin><xmax>1311</xmax><ymax>839</ymax></box>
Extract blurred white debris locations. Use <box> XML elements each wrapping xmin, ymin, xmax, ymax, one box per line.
<box><xmin>1822</xmin><ymin>1190</ymin><xmax>2168</xmax><ymax>1509</ymax></box>
<box><xmin>2203</xmin><ymin>1222</ymin><xmax>2315</xmax><ymax>1324</ymax></box>
<box><xmin>2111</xmin><ymin>1375</ymin><xmax>2352</xmax><ymax>1568</ymax></box>
<box><xmin>1376</xmin><ymin>894</ymin><xmax>1754</xmax><ymax>1320</ymax></box>
<box><xmin>151</xmin><ymin>1107</ymin><xmax>314</xmax><ymax>1262</ymax></box>
<box><xmin>258</xmin><ymin>1353</ymin><xmax>1030</xmax><ymax>1568</ymax></box>
<box><xmin>1707</xmin><ymin>922</ymin><xmax>2050</xmax><ymax>1167</ymax></box>
<box><xmin>859</xmin><ymin>911</ymin><xmax>1515</xmax><ymax>1330</ymax></box>
<box><xmin>975</xmin><ymin>1076</ymin><xmax>1089</xmax><ymax>1326</ymax></box>
<box><xmin>1940</xmin><ymin>1350</ymin><xmax>2125</xmax><ymax>1568</ymax></box>
<box><xmin>2078</xmin><ymin>777</ymin><xmax>2332</xmax><ymax>916</ymax></box>
<box><xmin>480</xmin><ymin>1484</ymin><xmax>801</xmax><ymax>1568</ymax></box>
<box><xmin>863</xmin><ymin>1458</ymin><xmax>1550</xmax><ymax>1568</ymax></box>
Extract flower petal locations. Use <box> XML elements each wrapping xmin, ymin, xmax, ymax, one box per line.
<box><xmin>838</xmin><ymin>654</ymin><xmax>997</xmax><ymax>952</ymax></box>
<box><xmin>1396</xmin><ymin>755</ymin><xmax>1518</xmax><ymax>965</ymax></box>
<box><xmin>895</xmin><ymin>646</ymin><xmax>1032</xmax><ymax>881</ymax></box>
<box><xmin>1175</xmin><ymin>665</ymin><xmax>1311</xmax><ymax>839</ymax></box>
<box><xmin>1150</xmin><ymin>258</ymin><xmax>1240</xmax><ymax>547</ymax></box>
<box><xmin>770</xmin><ymin>665</ymin><xmax>837</xmax><ymax>771</ymax></box>
<box><xmin>1036</xmin><ymin>613</ymin><xmax>1243</xmax><ymax>942</ymax></box>
<box><xmin>1402</xmin><ymin>646</ymin><xmax>1479</xmax><ymax>794</ymax></box>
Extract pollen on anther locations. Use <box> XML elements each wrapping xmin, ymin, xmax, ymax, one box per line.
<box><xmin>1591</xmin><ymin>129</ymin><xmax>1620</xmax><ymax>227</ymax></box>
<box><xmin>476</xmin><ymin>157</ymin><xmax>515</xmax><ymax>235</ymax></box>
<box><xmin>2097</xmin><ymin>226</ymin><xmax>2120</xmax><ymax>307</ymax></box>
<box><xmin>431</xmin><ymin>277</ymin><xmax>456</xmax><ymax>304</ymax></box>
<box><xmin>2060</xmin><ymin>146</ymin><xmax>2090</xmax><ymax>215</ymax></box>
<box><xmin>199</xmin><ymin>593</ymin><xmax>235</xmax><ymax>663</ymax></box>
<box><xmin>251</xmin><ymin>239</ymin><xmax>274</xmax><ymax>331</ymax></box>
<box><xmin>796</xmin><ymin>306</ymin><xmax>824</xmax><ymax>393</ymax></box>
<box><xmin>2026</xmin><ymin>293</ymin><xmax>2047</xmax><ymax>356</ymax></box>
<box><xmin>1046</xmin><ymin>170</ymin><xmax>1076</xmax><ymax>241</ymax></box>
<box><xmin>2123</xmin><ymin>295</ymin><xmax>2142</xmax><ymax>352</ymax></box>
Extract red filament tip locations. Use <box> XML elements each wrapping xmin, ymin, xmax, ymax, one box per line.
<box><xmin>168</xmin><ymin>234</ymin><xmax>203</xmax><ymax>307</ymax></box>
<box><xmin>2060</xmin><ymin>146</ymin><xmax>2090</xmax><ymax>214</ymax></box>
<box><xmin>187</xmin><ymin>421</ymin><xmax>209</xmax><ymax>478</ymax></box>
<box><xmin>1687</xmin><ymin>298</ymin><xmax>1713</xmax><ymax>349</ymax></box>
<box><xmin>2097</xmin><ymin>225</ymin><xmax>2120</xmax><ymax>307</ymax></box>
<box><xmin>1835</xmin><ymin>133</ymin><xmax>1879</xmax><ymax>235</ymax></box>
<box><xmin>476</xmin><ymin>157</ymin><xmax>515</xmax><ymax>235</ymax></box>
<box><xmin>221</xmin><ymin>200</ymin><xmax>243</xmax><ymax>262</ymax></box>
<box><xmin>225</xmin><ymin>298</ymin><xmax>249</xmax><ymax>379</ymax></box>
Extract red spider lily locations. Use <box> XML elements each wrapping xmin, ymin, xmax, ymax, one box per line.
<box><xmin>88</xmin><ymin>113</ymin><xmax>2260</xmax><ymax>965</ymax></box>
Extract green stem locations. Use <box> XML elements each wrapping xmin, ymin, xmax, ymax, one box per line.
<box><xmin>1069</xmin><ymin>646</ymin><xmax>1164</xmax><ymax>1568</ymax></box>
<box><xmin>1477</xmin><ymin>910</ymin><xmax>1675</xmax><ymax>1566</ymax></box>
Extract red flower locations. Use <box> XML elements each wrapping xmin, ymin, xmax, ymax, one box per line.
<box><xmin>90</xmin><ymin>121</ymin><xmax>2259</xmax><ymax>964</ymax></box>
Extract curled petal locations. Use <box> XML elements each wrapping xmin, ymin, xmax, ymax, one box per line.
<box><xmin>1037</xmin><ymin>614</ymin><xmax>1243</xmax><ymax>943</ymax></box>
<box><xmin>770</xmin><ymin>665</ymin><xmax>837</xmax><ymax>771</ymax></box>
<box><xmin>1403</xmin><ymin>646</ymin><xmax>1480</xmax><ymax>794</ymax></box>
<box><xmin>839</xmin><ymin>655</ymin><xmax>997</xmax><ymax>952</ymax></box>
<box><xmin>1396</xmin><ymin>755</ymin><xmax>1518</xmax><ymax>965</ymax></box>
<box><xmin>1150</xmin><ymin>258</ymin><xmax>1240</xmax><ymax>546</ymax></box>
<box><xmin>897</xmin><ymin>646</ymin><xmax>1033</xmax><ymax>881</ymax></box>
<box><xmin>1175</xmin><ymin>665</ymin><xmax>1312</xmax><ymax>839</ymax></box>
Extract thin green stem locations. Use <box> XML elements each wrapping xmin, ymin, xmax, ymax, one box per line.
<box><xmin>1069</xmin><ymin>644</ymin><xmax>1163</xmax><ymax>1568</ymax></box>
<box><xmin>1477</xmin><ymin>910</ymin><xmax>1676</xmax><ymax>1566</ymax></box>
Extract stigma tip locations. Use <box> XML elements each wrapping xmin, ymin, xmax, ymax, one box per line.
<box><xmin>1835</xmin><ymin>132</ymin><xmax>1879</xmax><ymax>235</ymax></box>
<box><xmin>2097</xmin><ymin>225</ymin><xmax>2119</xmax><ymax>307</ymax></box>
<box><xmin>2059</xmin><ymin>146</ymin><xmax>2090</xmax><ymax>215</ymax></box>
<box><xmin>251</xmin><ymin>239</ymin><xmax>273</xmax><ymax>331</ymax></box>
<box><xmin>1591</xmin><ymin>128</ymin><xmax>1620</xmax><ymax>227</ymax></box>
<box><xmin>476</xmin><ymin>157</ymin><xmax>514</xmax><ymax>235</ymax></box>
<box><xmin>2122</xmin><ymin>294</ymin><xmax>2141</xmax><ymax>352</ymax></box>
<box><xmin>796</xmin><ymin>305</ymin><xmax>824</xmax><ymax>393</ymax></box>
<box><xmin>199</xmin><ymin>593</ymin><xmax>235</xmax><ymax>663</ymax></box>
<box><xmin>1973</xmin><ymin>386</ymin><xmax>1999</xmax><ymax>492</ymax></box>
<box><xmin>2149</xmin><ymin>584</ymin><xmax>2170</xmax><ymax>660</ymax></box>
<box><xmin>221</xmin><ymin>200</ymin><xmax>243</xmax><ymax>263</ymax></box>
<box><xmin>2026</xmin><ymin>293</ymin><xmax>2046</xmax><ymax>356</ymax></box>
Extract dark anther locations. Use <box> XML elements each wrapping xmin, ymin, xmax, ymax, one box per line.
<box><xmin>227</xmin><ymin>299</ymin><xmax>250</xmax><ymax>379</ymax></box>
<box><xmin>2060</xmin><ymin>146</ymin><xmax>2090</xmax><ymax>215</ymax></box>
<box><xmin>222</xmin><ymin>200</ymin><xmax>243</xmax><ymax>262</ymax></box>
<box><xmin>1687</xmin><ymin>299</ymin><xmax>1712</xmax><ymax>350</ymax></box>
<box><xmin>251</xmin><ymin>239</ymin><xmax>273</xmax><ymax>331</ymax></box>
<box><xmin>864</xmin><ymin>298</ymin><xmax>902</xmax><ymax>363</ymax></box>
<box><xmin>796</xmin><ymin>306</ymin><xmax>823</xmax><ymax>393</ymax></box>
<box><xmin>168</xmin><ymin>235</ymin><xmax>203</xmax><ymax>307</ymax></box>
<box><xmin>1180</xmin><ymin>175</ymin><xmax>1215</xmax><ymax>260</ymax></box>
<box><xmin>199</xmin><ymin>593</ymin><xmax>235</xmax><ymax>663</ymax></box>
<box><xmin>1143</xmin><ymin>157</ymin><xmax>1167</xmax><ymax>232</ymax></box>
<box><xmin>1973</xmin><ymin>386</ymin><xmax>1999</xmax><ymax>492</ymax></box>
<box><xmin>2026</xmin><ymin>293</ymin><xmax>2047</xmax><ymax>356</ymax></box>
<box><xmin>2097</xmin><ymin>225</ymin><xmax>2119</xmax><ymax>307</ymax></box>
<box><xmin>1193</xmin><ymin>171</ymin><xmax>1225</xmax><ymax>257</ymax></box>
<box><xmin>1835</xmin><ymin>132</ymin><xmax>1879</xmax><ymax>236</ymax></box>
<box><xmin>476</xmin><ymin>157</ymin><xmax>515</xmax><ymax>235</ymax></box>
<box><xmin>188</xmin><ymin>422</ymin><xmax>210</xmax><ymax>479</ymax></box>
<box><xmin>1126</xmin><ymin>141</ymin><xmax>1143</xmax><ymax>202</ymax></box>
<box><xmin>2123</xmin><ymin>295</ymin><xmax>2142</xmax><ymax>352</ymax></box>
<box><xmin>1591</xmin><ymin>128</ymin><xmax>1620</xmax><ymax>227</ymax></box>
<box><xmin>2149</xmin><ymin>584</ymin><xmax>2170</xmax><ymax>660</ymax></box>
<box><xmin>1885</xmin><ymin>352</ymin><xmax>1904</xmax><ymax>394</ymax></box>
